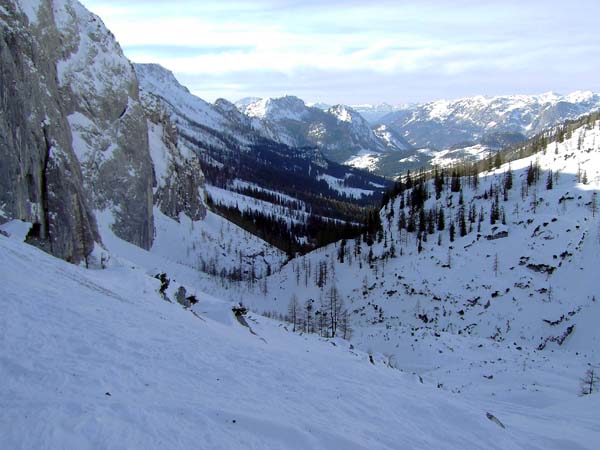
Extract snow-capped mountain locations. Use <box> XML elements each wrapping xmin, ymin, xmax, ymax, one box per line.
<box><xmin>237</xmin><ymin>92</ymin><xmax>600</xmax><ymax>178</ymax></box>
<box><xmin>235</xmin><ymin>96</ymin><xmax>405</xmax><ymax>164</ymax></box>
<box><xmin>380</xmin><ymin>91</ymin><xmax>600</xmax><ymax>150</ymax></box>
<box><xmin>352</xmin><ymin>102</ymin><xmax>413</xmax><ymax>123</ymax></box>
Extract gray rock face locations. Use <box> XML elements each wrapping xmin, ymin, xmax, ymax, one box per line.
<box><xmin>145</xmin><ymin>108</ymin><xmax>206</xmax><ymax>222</ymax></box>
<box><xmin>52</xmin><ymin>0</ymin><xmax>154</xmax><ymax>250</ymax></box>
<box><xmin>0</xmin><ymin>0</ymin><xmax>159</xmax><ymax>259</ymax></box>
<box><xmin>0</xmin><ymin>1</ymin><xmax>99</xmax><ymax>262</ymax></box>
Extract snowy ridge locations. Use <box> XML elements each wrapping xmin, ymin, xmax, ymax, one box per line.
<box><xmin>135</xmin><ymin>64</ymin><xmax>247</xmax><ymax>148</ymax></box>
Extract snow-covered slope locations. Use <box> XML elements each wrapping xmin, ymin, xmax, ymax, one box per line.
<box><xmin>243</xmin><ymin>118</ymin><xmax>600</xmax><ymax>417</ymax></box>
<box><xmin>2</xmin><ymin>228</ymin><xmax>600</xmax><ymax>449</ymax></box>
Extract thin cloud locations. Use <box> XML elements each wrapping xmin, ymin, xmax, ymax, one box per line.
<box><xmin>81</xmin><ymin>0</ymin><xmax>600</xmax><ymax>104</ymax></box>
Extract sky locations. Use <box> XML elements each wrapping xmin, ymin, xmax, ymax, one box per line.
<box><xmin>81</xmin><ymin>0</ymin><xmax>600</xmax><ymax>106</ymax></box>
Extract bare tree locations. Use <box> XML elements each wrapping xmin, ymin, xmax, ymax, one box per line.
<box><xmin>288</xmin><ymin>294</ymin><xmax>300</xmax><ymax>332</ymax></box>
<box><xmin>339</xmin><ymin>309</ymin><xmax>353</xmax><ymax>340</ymax></box>
<box><xmin>327</xmin><ymin>285</ymin><xmax>343</xmax><ymax>337</ymax></box>
<box><xmin>303</xmin><ymin>300</ymin><xmax>313</xmax><ymax>334</ymax></box>
<box><xmin>581</xmin><ymin>368</ymin><xmax>598</xmax><ymax>395</ymax></box>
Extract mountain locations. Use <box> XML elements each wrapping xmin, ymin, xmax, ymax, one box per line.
<box><xmin>136</xmin><ymin>65</ymin><xmax>392</xmax><ymax>253</ymax></box>
<box><xmin>0</xmin><ymin>0</ymin><xmax>286</xmax><ymax>279</ymax></box>
<box><xmin>352</xmin><ymin>102</ymin><xmax>413</xmax><ymax>123</ymax></box>
<box><xmin>380</xmin><ymin>91</ymin><xmax>600</xmax><ymax>150</ymax></box>
<box><xmin>0</xmin><ymin>0</ymin><xmax>157</xmax><ymax>262</ymax></box>
<box><xmin>235</xmin><ymin>96</ymin><xmax>404</xmax><ymax>164</ymax></box>
<box><xmin>236</xmin><ymin>92</ymin><xmax>600</xmax><ymax>178</ymax></box>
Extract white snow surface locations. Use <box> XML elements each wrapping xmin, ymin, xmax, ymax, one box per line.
<box><xmin>316</xmin><ymin>174</ymin><xmax>374</xmax><ymax>199</ymax></box>
<box><xmin>237</xmin><ymin>120</ymin><xmax>600</xmax><ymax>450</ymax></box>
<box><xmin>3</xmin><ymin>228</ymin><xmax>600</xmax><ymax>449</ymax></box>
<box><xmin>344</xmin><ymin>151</ymin><xmax>381</xmax><ymax>171</ymax></box>
<box><xmin>0</xmin><ymin>219</ymin><xmax>31</xmax><ymax>241</ymax></box>
<box><xmin>97</xmin><ymin>206</ymin><xmax>285</xmax><ymax>280</ymax></box>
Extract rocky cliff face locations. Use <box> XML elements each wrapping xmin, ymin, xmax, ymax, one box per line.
<box><xmin>144</xmin><ymin>105</ymin><xmax>206</xmax><ymax>222</ymax></box>
<box><xmin>1</xmin><ymin>0</ymin><xmax>208</xmax><ymax>262</ymax></box>
<box><xmin>51</xmin><ymin>0</ymin><xmax>154</xmax><ymax>250</ymax></box>
<box><xmin>0</xmin><ymin>0</ymin><xmax>99</xmax><ymax>262</ymax></box>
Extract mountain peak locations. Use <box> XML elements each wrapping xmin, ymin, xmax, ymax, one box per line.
<box><xmin>243</xmin><ymin>95</ymin><xmax>308</xmax><ymax>121</ymax></box>
<box><xmin>134</xmin><ymin>63</ymin><xmax>190</xmax><ymax>94</ymax></box>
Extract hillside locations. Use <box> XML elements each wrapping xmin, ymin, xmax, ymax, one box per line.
<box><xmin>242</xmin><ymin>116</ymin><xmax>600</xmax><ymax>408</ymax></box>
<box><xmin>2</xmin><ymin>222</ymin><xmax>600</xmax><ymax>449</ymax></box>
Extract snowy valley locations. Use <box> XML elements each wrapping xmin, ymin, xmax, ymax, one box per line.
<box><xmin>1</xmin><ymin>0</ymin><xmax>600</xmax><ymax>449</ymax></box>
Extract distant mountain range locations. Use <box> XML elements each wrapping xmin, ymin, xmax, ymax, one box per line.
<box><xmin>235</xmin><ymin>92</ymin><xmax>600</xmax><ymax>177</ymax></box>
<box><xmin>235</xmin><ymin>96</ymin><xmax>407</xmax><ymax>164</ymax></box>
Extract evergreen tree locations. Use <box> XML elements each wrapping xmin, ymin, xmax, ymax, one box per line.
<box><xmin>546</xmin><ymin>170</ymin><xmax>553</xmax><ymax>190</ymax></box>
<box><xmin>458</xmin><ymin>206</ymin><xmax>467</xmax><ymax>237</ymax></box>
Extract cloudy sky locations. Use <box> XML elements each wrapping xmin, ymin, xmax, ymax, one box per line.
<box><xmin>81</xmin><ymin>0</ymin><xmax>600</xmax><ymax>105</ymax></box>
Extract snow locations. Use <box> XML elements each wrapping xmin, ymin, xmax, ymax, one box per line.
<box><xmin>430</xmin><ymin>144</ymin><xmax>492</xmax><ymax>167</ymax></box>
<box><xmin>243</xmin><ymin>96</ymin><xmax>309</xmax><ymax>122</ymax></box>
<box><xmin>316</xmin><ymin>174</ymin><xmax>374</xmax><ymax>199</ymax></box>
<box><xmin>234</xmin><ymin>120</ymin><xmax>600</xmax><ymax>449</ymax></box>
<box><xmin>373</xmin><ymin>124</ymin><xmax>409</xmax><ymax>150</ymax></box>
<box><xmin>3</xmin><ymin>231</ymin><xmax>600</xmax><ymax>449</ymax></box>
<box><xmin>427</xmin><ymin>99</ymin><xmax>452</xmax><ymax>120</ymax></box>
<box><xmin>206</xmin><ymin>185</ymin><xmax>311</xmax><ymax>226</ymax></box>
<box><xmin>344</xmin><ymin>151</ymin><xmax>381</xmax><ymax>171</ymax></box>
<box><xmin>0</xmin><ymin>219</ymin><xmax>31</xmax><ymax>241</ymax></box>
<box><xmin>231</xmin><ymin>179</ymin><xmax>303</xmax><ymax>206</ymax></box>
<box><xmin>147</xmin><ymin>120</ymin><xmax>169</xmax><ymax>185</ymax></box>
<box><xmin>329</xmin><ymin>105</ymin><xmax>353</xmax><ymax>123</ymax></box>
<box><xmin>16</xmin><ymin>0</ymin><xmax>40</xmax><ymax>25</ymax></box>
<box><xmin>135</xmin><ymin>64</ymin><xmax>227</xmax><ymax>133</ymax></box>
<box><xmin>54</xmin><ymin>0</ymin><xmax>133</xmax><ymax>102</ymax></box>
<box><xmin>96</xmin><ymin>206</ymin><xmax>285</xmax><ymax>281</ymax></box>
<box><xmin>67</xmin><ymin>111</ymin><xmax>98</xmax><ymax>162</ymax></box>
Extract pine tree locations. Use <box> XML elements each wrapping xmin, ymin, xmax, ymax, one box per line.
<box><xmin>437</xmin><ymin>208</ymin><xmax>445</xmax><ymax>231</ymax></box>
<box><xmin>504</xmin><ymin>165</ymin><xmax>513</xmax><ymax>191</ymax></box>
<box><xmin>458</xmin><ymin>206</ymin><xmax>467</xmax><ymax>237</ymax></box>
<box><xmin>546</xmin><ymin>170</ymin><xmax>553</xmax><ymax>190</ymax></box>
<box><xmin>304</xmin><ymin>300</ymin><xmax>313</xmax><ymax>334</ymax></box>
<box><xmin>339</xmin><ymin>309</ymin><xmax>353</xmax><ymax>340</ymax></box>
